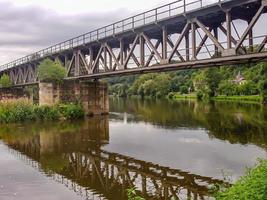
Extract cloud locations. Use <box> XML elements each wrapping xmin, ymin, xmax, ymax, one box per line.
<box><xmin>0</xmin><ymin>1</ymin><xmax>127</xmax><ymax>63</ymax></box>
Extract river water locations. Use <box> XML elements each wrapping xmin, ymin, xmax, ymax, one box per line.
<box><xmin>0</xmin><ymin>98</ymin><xmax>266</xmax><ymax>200</ymax></box>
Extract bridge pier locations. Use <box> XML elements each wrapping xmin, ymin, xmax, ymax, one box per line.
<box><xmin>39</xmin><ymin>81</ymin><xmax>109</xmax><ymax>115</ymax></box>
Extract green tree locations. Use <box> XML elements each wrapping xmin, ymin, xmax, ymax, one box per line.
<box><xmin>260</xmin><ymin>79</ymin><xmax>267</xmax><ymax>104</ymax></box>
<box><xmin>0</xmin><ymin>74</ymin><xmax>12</xmax><ymax>87</ymax></box>
<box><xmin>37</xmin><ymin>59</ymin><xmax>66</xmax><ymax>83</ymax></box>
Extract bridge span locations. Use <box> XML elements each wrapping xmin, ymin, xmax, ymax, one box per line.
<box><xmin>0</xmin><ymin>0</ymin><xmax>267</xmax><ymax>86</ymax></box>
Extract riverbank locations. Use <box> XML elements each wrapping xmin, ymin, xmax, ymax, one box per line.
<box><xmin>169</xmin><ymin>93</ymin><xmax>263</xmax><ymax>104</ymax></box>
<box><xmin>0</xmin><ymin>99</ymin><xmax>84</xmax><ymax>123</ymax></box>
<box><xmin>215</xmin><ymin>159</ymin><xmax>267</xmax><ymax>200</ymax></box>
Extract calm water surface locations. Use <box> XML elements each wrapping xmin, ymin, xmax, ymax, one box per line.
<box><xmin>0</xmin><ymin>98</ymin><xmax>267</xmax><ymax>200</ymax></box>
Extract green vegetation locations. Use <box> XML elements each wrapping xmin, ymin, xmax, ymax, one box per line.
<box><xmin>37</xmin><ymin>58</ymin><xmax>67</xmax><ymax>83</ymax></box>
<box><xmin>0</xmin><ymin>74</ymin><xmax>12</xmax><ymax>87</ymax></box>
<box><xmin>0</xmin><ymin>99</ymin><xmax>84</xmax><ymax>123</ymax></box>
<box><xmin>127</xmin><ymin>188</ymin><xmax>145</xmax><ymax>200</ymax></box>
<box><xmin>215</xmin><ymin>160</ymin><xmax>267</xmax><ymax>200</ymax></box>
<box><xmin>107</xmin><ymin>62</ymin><xmax>267</xmax><ymax>104</ymax></box>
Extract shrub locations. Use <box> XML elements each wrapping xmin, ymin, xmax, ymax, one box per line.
<box><xmin>33</xmin><ymin>106</ymin><xmax>60</xmax><ymax>121</ymax></box>
<box><xmin>0</xmin><ymin>99</ymin><xmax>34</xmax><ymax>123</ymax></box>
<box><xmin>58</xmin><ymin>104</ymin><xmax>85</xmax><ymax>120</ymax></box>
<box><xmin>260</xmin><ymin>79</ymin><xmax>267</xmax><ymax>104</ymax></box>
<box><xmin>0</xmin><ymin>74</ymin><xmax>12</xmax><ymax>88</ymax></box>
<box><xmin>0</xmin><ymin>100</ymin><xmax>84</xmax><ymax>123</ymax></box>
<box><xmin>37</xmin><ymin>59</ymin><xmax>66</xmax><ymax>83</ymax></box>
<box><xmin>215</xmin><ymin>160</ymin><xmax>267</xmax><ymax>200</ymax></box>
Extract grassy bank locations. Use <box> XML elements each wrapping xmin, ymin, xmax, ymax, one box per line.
<box><xmin>169</xmin><ymin>92</ymin><xmax>262</xmax><ymax>104</ymax></box>
<box><xmin>215</xmin><ymin>160</ymin><xmax>267</xmax><ymax>200</ymax></box>
<box><xmin>212</xmin><ymin>95</ymin><xmax>262</xmax><ymax>103</ymax></box>
<box><xmin>0</xmin><ymin>99</ymin><xmax>84</xmax><ymax>123</ymax></box>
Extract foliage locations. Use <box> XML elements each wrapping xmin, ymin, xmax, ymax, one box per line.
<box><xmin>33</xmin><ymin>106</ymin><xmax>60</xmax><ymax>121</ymax></box>
<box><xmin>0</xmin><ymin>74</ymin><xmax>12</xmax><ymax>87</ymax></box>
<box><xmin>215</xmin><ymin>159</ymin><xmax>267</xmax><ymax>200</ymax></box>
<box><xmin>127</xmin><ymin>188</ymin><xmax>145</xmax><ymax>200</ymax></box>
<box><xmin>107</xmin><ymin>62</ymin><xmax>267</xmax><ymax>103</ymax></box>
<box><xmin>0</xmin><ymin>99</ymin><xmax>85</xmax><ymax>123</ymax></box>
<box><xmin>58</xmin><ymin>103</ymin><xmax>85</xmax><ymax>120</ymax></box>
<box><xmin>37</xmin><ymin>59</ymin><xmax>66</xmax><ymax>83</ymax></box>
<box><xmin>260</xmin><ymin>79</ymin><xmax>267</xmax><ymax>104</ymax></box>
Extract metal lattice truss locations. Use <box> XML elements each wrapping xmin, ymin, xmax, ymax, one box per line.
<box><xmin>1</xmin><ymin>0</ymin><xmax>267</xmax><ymax>86</ymax></box>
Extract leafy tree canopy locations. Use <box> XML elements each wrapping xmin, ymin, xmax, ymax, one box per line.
<box><xmin>37</xmin><ymin>59</ymin><xmax>66</xmax><ymax>83</ymax></box>
<box><xmin>0</xmin><ymin>74</ymin><xmax>12</xmax><ymax>88</ymax></box>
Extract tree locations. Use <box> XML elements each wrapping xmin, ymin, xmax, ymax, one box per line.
<box><xmin>37</xmin><ymin>59</ymin><xmax>66</xmax><ymax>83</ymax></box>
<box><xmin>0</xmin><ymin>74</ymin><xmax>12</xmax><ymax>87</ymax></box>
<box><xmin>260</xmin><ymin>79</ymin><xmax>267</xmax><ymax>104</ymax></box>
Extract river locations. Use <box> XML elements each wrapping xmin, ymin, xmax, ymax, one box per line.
<box><xmin>0</xmin><ymin>98</ymin><xmax>266</xmax><ymax>200</ymax></box>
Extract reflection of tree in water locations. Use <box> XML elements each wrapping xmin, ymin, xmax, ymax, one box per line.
<box><xmin>110</xmin><ymin>98</ymin><xmax>267</xmax><ymax>148</ymax></box>
<box><xmin>1</xmin><ymin>118</ymin><xmax>227</xmax><ymax>200</ymax></box>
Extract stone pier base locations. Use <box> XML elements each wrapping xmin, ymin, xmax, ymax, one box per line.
<box><xmin>39</xmin><ymin>81</ymin><xmax>109</xmax><ymax>115</ymax></box>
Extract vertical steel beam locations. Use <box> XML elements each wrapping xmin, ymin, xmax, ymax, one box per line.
<box><xmin>162</xmin><ymin>26</ymin><xmax>168</xmax><ymax>60</ymax></box>
<box><xmin>225</xmin><ymin>10</ymin><xmax>232</xmax><ymax>49</ymax></box>
<box><xmin>185</xmin><ymin>33</ymin><xmax>190</xmax><ymax>61</ymax></box>
<box><xmin>120</xmin><ymin>39</ymin><xmax>124</xmax><ymax>69</ymax></box>
<box><xmin>248</xmin><ymin>20</ymin><xmax>253</xmax><ymax>52</ymax></box>
<box><xmin>191</xmin><ymin>22</ymin><xmax>196</xmax><ymax>60</ymax></box>
<box><xmin>140</xmin><ymin>35</ymin><xmax>145</xmax><ymax>67</ymax></box>
<box><xmin>214</xmin><ymin>27</ymin><xmax>219</xmax><ymax>56</ymax></box>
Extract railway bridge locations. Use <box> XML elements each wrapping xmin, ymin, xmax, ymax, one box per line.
<box><xmin>0</xmin><ymin>0</ymin><xmax>267</xmax><ymax>113</ymax></box>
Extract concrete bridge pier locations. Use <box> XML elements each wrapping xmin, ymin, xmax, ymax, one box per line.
<box><xmin>39</xmin><ymin>80</ymin><xmax>109</xmax><ymax>115</ymax></box>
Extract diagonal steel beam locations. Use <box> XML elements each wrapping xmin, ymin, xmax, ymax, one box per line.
<box><xmin>105</xmin><ymin>44</ymin><xmax>121</xmax><ymax>70</ymax></box>
<box><xmin>123</xmin><ymin>35</ymin><xmax>139</xmax><ymax>69</ymax></box>
<box><xmin>168</xmin><ymin>22</ymin><xmax>190</xmax><ymax>61</ymax></box>
<box><xmin>145</xmin><ymin>40</ymin><xmax>161</xmax><ymax>67</ymax></box>
<box><xmin>195</xmin><ymin>19</ymin><xmax>224</xmax><ymax>52</ymax></box>
<box><xmin>256</xmin><ymin>36</ymin><xmax>267</xmax><ymax>53</ymax></box>
<box><xmin>166</xmin><ymin>37</ymin><xmax>185</xmax><ymax>62</ymax></box>
<box><xmin>92</xmin><ymin>46</ymin><xmax>104</xmax><ymax>73</ymax></box>
<box><xmin>235</xmin><ymin>5</ymin><xmax>265</xmax><ymax>50</ymax></box>
<box><xmin>141</xmin><ymin>33</ymin><xmax>162</xmax><ymax>61</ymax></box>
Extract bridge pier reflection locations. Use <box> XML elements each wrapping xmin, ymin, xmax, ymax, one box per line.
<box><xmin>1</xmin><ymin>116</ymin><xmax>228</xmax><ymax>200</ymax></box>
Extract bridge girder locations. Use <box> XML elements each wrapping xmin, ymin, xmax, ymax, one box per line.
<box><xmin>0</xmin><ymin>0</ymin><xmax>267</xmax><ymax>86</ymax></box>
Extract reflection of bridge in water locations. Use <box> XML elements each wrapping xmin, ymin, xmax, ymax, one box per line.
<box><xmin>3</xmin><ymin>118</ymin><xmax>228</xmax><ymax>200</ymax></box>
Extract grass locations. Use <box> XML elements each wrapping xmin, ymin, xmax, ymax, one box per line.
<box><xmin>214</xmin><ymin>159</ymin><xmax>267</xmax><ymax>200</ymax></box>
<box><xmin>212</xmin><ymin>95</ymin><xmax>262</xmax><ymax>104</ymax></box>
<box><xmin>168</xmin><ymin>92</ymin><xmax>262</xmax><ymax>104</ymax></box>
<box><xmin>0</xmin><ymin>99</ymin><xmax>85</xmax><ymax>123</ymax></box>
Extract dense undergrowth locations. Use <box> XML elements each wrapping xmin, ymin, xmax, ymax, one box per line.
<box><xmin>0</xmin><ymin>99</ymin><xmax>84</xmax><ymax>123</ymax></box>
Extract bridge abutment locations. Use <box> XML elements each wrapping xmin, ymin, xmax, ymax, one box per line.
<box><xmin>39</xmin><ymin>81</ymin><xmax>109</xmax><ymax>115</ymax></box>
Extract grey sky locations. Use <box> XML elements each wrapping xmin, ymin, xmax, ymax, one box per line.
<box><xmin>0</xmin><ymin>0</ymin><xmax>175</xmax><ymax>63</ymax></box>
<box><xmin>0</xmin><ymin>0</ymin><xmax>265</xmax><ymax>64</ymax></box>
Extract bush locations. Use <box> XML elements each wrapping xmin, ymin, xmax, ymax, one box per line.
<box><xmin>215</xmin><ymin>160</ymin><xmax>267</xmax><ymax>200</ymax></box>
<box><xmin>0</xmin><ymin>74</ymin><xmax>12</xmax><ymax>88</ymax></box>
<box><xmin>33</xmin><ymin>106</ymin><xmax>60</xmax><ymax>121</ymax></box>
<box><xmin>58</xmin><ymin>104</ymin><xmax>85</xmax><ymax>120</ymax></box>
<box><xmin>37</xmin><ymin>59</ymin><xmax>66</xmax><ymax>83</ymax></box>
<box><xmin>260</xmin><ymin>80</ymin><xmax>267</xmax><ymax>104</ymax></box>
<box><xmin>0</xmin><ymin>99</ymin><xmax>34</xmax><ymax>123</ymax></box>
<box><xmin>0</xmin><ymin>99</ymin><xmax>84</xmax><ymax>123</ymax></box>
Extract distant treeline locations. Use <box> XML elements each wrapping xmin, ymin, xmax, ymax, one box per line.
<box><xmin>106</xmin><ymin>62</ymin><xmax>267</xmax><ymax>103</ymax></box>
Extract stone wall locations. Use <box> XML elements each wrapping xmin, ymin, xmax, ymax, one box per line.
<box><xmin>39</xmin><ymin>80</ymin><xmax>109</xmax><ymax>115</ymax></box>
<box><xmin>0</xmin><ymin>88</ymin><xmax>30</xmax><ymax>101</ymax></box>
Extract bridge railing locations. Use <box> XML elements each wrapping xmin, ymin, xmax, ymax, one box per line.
<box><xmin>0</xmin><ymin>0</ymin><xmax>227</xmax><ymax>71</ymax></box>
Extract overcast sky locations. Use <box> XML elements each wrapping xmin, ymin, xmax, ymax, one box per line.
<box><xmin>0</xmin><ymin>0</ymin><xmax>265</xmax><ymax>65</ymax></box>
<box><xmin>0</xmin><ymin>0</ymin><xmax>177</xmax><ymax>64</ymax></box>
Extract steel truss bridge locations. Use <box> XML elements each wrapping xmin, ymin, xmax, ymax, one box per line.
<box><xmin>1</xmin><ymin>0</ymin><xmax>267</xmax><ymax>86</ymax></box>
<box><xmin>8</xmin><ymin>146</ymin><xmax>227</xmax><ymax>200</ymax></box>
